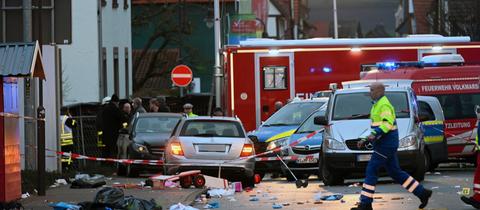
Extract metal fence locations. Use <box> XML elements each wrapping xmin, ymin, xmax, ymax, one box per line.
<box><xmin>66</xmin><ymin>115</ymin><xmax>103</xmax><ymax>170</ymax></box>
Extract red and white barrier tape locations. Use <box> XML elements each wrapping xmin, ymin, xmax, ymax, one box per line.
<box><xmin>255</xmin><ymin>155</ymin><xmax>316</xmax><ymax>162</ymax></box>
<box><xmin>19</xmin><ymin>128</ymin><xmax>325</xmax><ymax>166</ymax></box>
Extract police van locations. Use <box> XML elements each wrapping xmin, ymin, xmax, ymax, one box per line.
<box><xmin>314</xmin><ymin>80</ymin><xmax>447</xmax><ymax>185</ymax></box>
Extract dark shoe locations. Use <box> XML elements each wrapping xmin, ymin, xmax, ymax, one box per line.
<box><xmin>351</xmin><ymin>203</ymin><xmax>373</xmax><ymax>210</ymax></box>
<box><xmin>461</xmin><ymin>196</ymin><xmax>480</xmax><ymax>209</ymax></box>
<box><xmin>419</xmin><ymin>189</ymin><xmax>432</xmax><ymax>209</ymax></box>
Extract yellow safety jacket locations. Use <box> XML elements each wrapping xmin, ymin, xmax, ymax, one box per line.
<box><xmin>188</xmin><ymin>112</ymin><xmax>198</xmax><ymax>117</ymax></box>
<box><xmin>370</xmin><ymin>96</ymin><xmax>398</xmax><ymax>147</ymax></box>
<box><xmin>60</xmin><ymin>115</ymin><xmax>75</xmax><ymax>164</ymax></box>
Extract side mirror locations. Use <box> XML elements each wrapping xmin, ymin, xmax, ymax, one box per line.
<box><xmin>248</xmin><ymin>135</ymin><xmax>259</xmax><ymax>143</ymax></box>
<box><xmin>314</xmin><ymin>116</ymin><xmax>328</xmax><ymax>126</ymax></box>
<box><xmin>119</xmin><ymin>128</ymin><xmax>129</xmax><ymax>135</ymax></box>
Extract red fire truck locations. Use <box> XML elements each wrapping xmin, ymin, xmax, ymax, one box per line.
<box><xmin>223</xmin><ymin>35</ymin><xmax>480</xmax><ymax>132</ymax></box>
<box><xmin>362</xmin><ymin>54</ymin><xmax>480</xmax><ymax>160</ymax></box>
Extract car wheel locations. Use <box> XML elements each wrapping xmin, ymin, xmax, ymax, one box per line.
<box><xmin>413</xmin><ymin>153</ymin><xmax>426</xmax><ymax>182</ymax></box>
<box><xmin>126</xmin><ymin>154</ymin><xmax>139</xmax><ymax>177</ymax></box>
<box><xmin>321</xmin><ymin>157</ymin><xmax>343</xmax><ymax>186</ymax></box>
<box><xmin>116</xmin><ymin>163</ymin><xmax>127</xmax><ymax>176</ymax></box>
<box><xmin>241</xmin><ymin>175</ymin><xmax>255</xmax><ymax>188</ymax></box>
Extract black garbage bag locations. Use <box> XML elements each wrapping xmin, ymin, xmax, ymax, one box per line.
<box><xmin>71</xmin><ymin>174</ymin><xmax>107</xmax><ymax>189</ymax></box>
<box><xmin>93</xmin><ymin>187</ymin><xmax>125</xmax><ymax>208</ymax></box>
<box><xmin>124</xmin><ymin>196</ymin><xmax>161</xmax><ymax>210</ymax></box>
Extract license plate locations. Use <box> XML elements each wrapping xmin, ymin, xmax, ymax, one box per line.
<box><xmin>296</xmin><ymin>157</ymin><xmax>318</xmax><ymax>164</ymax></box>
<box><xmin>357</xmin><ymin>154</ymin><xmax>371</xmax><ymax>162</ymax></box>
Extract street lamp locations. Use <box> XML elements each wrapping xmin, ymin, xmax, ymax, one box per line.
<box><xmin>256</xmin><ymin>18</ymin><xmax>269</xmax><ymax>38</ymax></box>
<box><xmin>333</xmin><ymin>0</ymin><xmax>338</xmax><ymax>38</ymax></box>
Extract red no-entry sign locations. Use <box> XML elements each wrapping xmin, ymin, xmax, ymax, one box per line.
<box><xmin>171</xmin><ymin>65</ymin><xmax>193</xmax><ymax>87</ymax></box>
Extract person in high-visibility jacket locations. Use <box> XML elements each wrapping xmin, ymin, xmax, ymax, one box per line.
<box><xmin>351</xmin><ymin>82</ymin><xmax>432</xmax><ymax>210</ymax></box>
<box><xmin>183</xmin><ymin>103</ymin><xmax>198</xmax><ymax>117</ymax></box>
<box><xmin>461</xmin><ymin>104</ymin><xmax>480</xmax><ymax>208</ymax></box>
<box><xmin>60</xmin><ymin>108</ymin><xmax>76</xmax><ymax>165</ymax></box>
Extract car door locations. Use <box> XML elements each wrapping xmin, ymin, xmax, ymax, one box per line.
<box><xmin>417</xmin><ymin>96</ymin><xmax>448</xmax><ymax>166</ymax></box>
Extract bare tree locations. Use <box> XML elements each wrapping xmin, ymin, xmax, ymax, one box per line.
<box><xmin>132</xmin><ymin>2</ymin><xmax>193</xmax><ymax>93</ymax></box>
<box><xmin>428</xmin><ymin>0</ymin><xmax>480</xmax><ymax>41</ymax></box>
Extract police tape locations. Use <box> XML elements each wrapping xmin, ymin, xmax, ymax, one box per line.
<box><xmin>429</xmin><ymin>126</ymin><xmax>474</xmax><ymax>142</ymax></box>
<box><xmin>0</xmin><ymin>112</ymin><xmax>45</xmax><ymax>121</ymax></box>
<box><xmin>22</xmin><ymin>127</ymin><xmax>326</xmax><ymax>166</ymax></box>
<box><xmin>255</xmin><ymin>155</ymin><xmax>316</xmax><ymax>162</ymax></box>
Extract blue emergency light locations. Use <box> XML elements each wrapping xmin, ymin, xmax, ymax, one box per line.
<box><xmin>323</xmin><ymin>67</ymin><xmax>332</xmax><ymax>73</ymax></box>
<box><xmin>376</xmin><ymin>61</ymin><xmax>424</xmax><ymax>71</ymax></box>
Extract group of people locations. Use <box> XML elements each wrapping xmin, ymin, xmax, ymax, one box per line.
<box><xmin>96</xmin><ymin>94</ymin><xmax>225</xmax><ymax>158</ymax></box>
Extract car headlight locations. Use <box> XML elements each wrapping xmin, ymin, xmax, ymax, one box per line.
<box><xmin>324</xmin><ymin>138</ymin><xmax>346</xmax><ymax>150</ymax></box>
<box><xmin>267</xmin><ymin>137</ymin><xmax>289</xmax><ymax>151</ymax></box>
<box><xmin>399</xmin><ymin>135</ymin><xmax>417</xmax><ymax>149</ymax></box>
<box><xmin>132</xmin><ymin>143</ymin><xmax>149</xmax><ymax>153</ymax></box>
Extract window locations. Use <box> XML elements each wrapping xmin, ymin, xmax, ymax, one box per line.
<box><xmin>1</xmin><ymin>0</ymin><xmax>72</xmax><ymax>44</ymax></box>
<box><xmin>435</xmin><ymin>93</ymin><xmax>480</xmax><ymax>120</ymax></box>
<box><xmin>102</xmin><ymin>48</ymin><xmax>108</xmax><ymax>97</ymax></box>
<box><xmin>263</xmin><ymin>66</ymin><xmax>286</xmax><ymax>89</ymax></box>
<box><xmin>124</xmin><ymin>0</ymin><xmax>129</xmax><ymax>9</ymax></box>
<box><xmin>418</xmin><ymin>101</ymin><xmax>436</xmax><ymax>121</ymax></box>
<box><xmin>135</xmin><ymin>116</ymin><xmax>181</xmax><ymax>134</ymax></box>
<box><xmin>113</xmin><ymin>47</ymin><xmax>119</xmax><ymax>96</ymax></box>
<box><xmin>125</xmin><ymin>48</ymin><xmax>129</xmax><ymax>97</ymax></box>
<box><xmin>180</xmin><ymin>120</ymin><xmax>245</xmax><ymax>138</ymax></box>
<box><xmin>332</xmin><ymin>92</ymin><xmax>409</xmax><ymax>120</ymax></box>
<box><xmin>296</xmin><ymin>108</ymin><xmax>326</xmax><ymax>134</ymax></box>
<box><xmin>264</xmin><ymin>102</ymin><xmax>325</xmax><ymax>126</ymax></box>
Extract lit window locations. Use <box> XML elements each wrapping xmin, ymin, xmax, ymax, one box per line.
<box><xmin>263</xmin><ymin>66</ymin><xmax>286</xmax><ymax>90</ymax></box>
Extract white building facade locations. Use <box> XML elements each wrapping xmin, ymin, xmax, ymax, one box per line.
<box><xmin>61</xmin><ymin>0</ymin><xmax>132</xmax><ymax>105</ymax></box>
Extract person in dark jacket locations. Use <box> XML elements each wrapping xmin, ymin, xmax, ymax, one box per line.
<box><xmin>132</xmin><ymin>97</ymin><xmax>146</xmax><ymax>116</ymax></box>
<box><xmin>157</xmin><ymin>96</ymin><xmax>171</xmax><ymax>112</ymax></box>
<box><xmin>121</xmin><ymin>102</ymin><xmax>132</xmax><ymax>124</ymax></box>
<box><xmin>101</xmin><ymin>94</ymin><xmax>123</xmax><ymax>158</ymax></box>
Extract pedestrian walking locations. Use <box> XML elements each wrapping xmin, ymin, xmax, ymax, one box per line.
<box><xmin>100</xmin><ymin>94</ymin><xmax>123</xmax><ymax>158</ymax></box>
<box><xmin>461</xmin><ymin>77</ymin><xmax>480</xmax><ymax>209</ymax></box>
<box><xmin>351</xmin><ymin>82</ymin><xmax>432</xmax><ymax>210</ymax></box>
<box><xmin>183</xmin><ymin>103</ymin><xmax>198</xmax><ymax>117</ymax></box>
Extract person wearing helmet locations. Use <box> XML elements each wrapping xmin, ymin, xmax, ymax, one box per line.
<box><xmin>183</xmin><ymin>103</ymin><xmax>198</xmax><ymax>117</ymax></box>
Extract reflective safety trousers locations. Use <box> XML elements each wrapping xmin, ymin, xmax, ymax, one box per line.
<box><xmin>370</xmin><ymin>96</ymin><xmax>399</xmax><ymax>148</ymax></box>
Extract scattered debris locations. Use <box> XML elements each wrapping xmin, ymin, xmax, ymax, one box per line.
<box><xmin>70</xmin><ymin>174</ymin><xmax>106</xmax><ymax>189</ymax></box>
<box><xmin>341</xmin><ymin>200</ymin><xmax>346</xmax><ymax>203</ymax></box>
<box><xmin>374</xmin><ymin>197</ymin><xmax>383</xmax><ymax>199</ymax></box>
<box><xmin>282</xmin><ymin>203</ymin><xmax>290</xmax><ymax>206</ymax></box>
<box><xmin>93</xmin><ymin>187</ymin><xmax>125</xmax><ymax>208</ymax></box>
<box><xmin>319</xmin><ymin>194</ymin><xmax>344</xmax><ymax>201</ymax></box>
<box><xmin>56</xmin><ymin>179</ymin><xmax>68</xmax><ymax>185</ymax></box>
<box><xmin>249</xmin><ymin>197</ymin><xmax>259</xmax><ymax>202</ymax></box>
<box><xmin>434</xmin><ymin>172</ymin><xmax>441</xmax><ymax>175</ymax></box>
<box><xmin>296</xmin><ymin>202</ymin><xmax>304</xmax><ymax>205</ymax></box>
<box><xmin>431</xmin><ymin>186</ymin><xmax>439</xmax><ymax>190</ymax></box>
<box><xmin>169</xmin><ymin>203</ymin><xmax>199</xmax><ymax>210</ymax></box>
<box><xmin>269</xmin><ymin>196</ymin><xmax>278</xmax><ymax>201</ymax></box>
<box><xmin>203</xmin><ymin>201</ymin><xmax>219</xmax><ymax>209</ymax></box>
<box><xmin>231</xmin><ymin>182</ymin><xmax>243</xmax><ymax>192</ymax></box>
<box><xmin>391</xmin><ymin>197</ymin><xmax>404</xmax><ymax>200</ymax></box>
<box><xmin>463</xmin><ymin>188</ymin><xmax>471</xmax><ymax>195</ymax></box>
<box><xmin>203</xmin><ymin>175</ymin><xmax>228</xmax><ymax>189</ymax></box>
<box><xmin>207</xmin><ymin>188</ymin><xmax>235</xmax><ymax>198</ymax></box>
<box><xmin>314</xmin><ymin>192</ymin><xmax>323</xmax><ymax>201</ymax></box>
<box><xmin>272</xmin><ymin>203</ymin><xmax>283</xmax><ymax>209</ymax></box>
<box><xmin>48</xmin><ymin>202</ymin><xmax>81</xmax><ymax>210</ymax></box>
<box><xmin>455</xmin><ymin>185</ymin><xmax>461</xmax><ymax>188</ymax></box>
<box><xmin>348</xmin><ymin>183</ymin><xmax>361</xmax><ymax>187</ymax></box>
<box><xmin>21</xmin><ymin>193</ymin><xmax>30</xmax><ymax>199</ymax></box>
<box><xmin>227</xmin><ymin>197</ymin><xmax>237</xmax><ymax>202</ymax></box>
<box><xmin>165</xmin><ymin>180</ymin><xmax>178</xmax><ymax>188</ymax></box>
<box><xmin>314</xmin><ymin>201</ymin><xmax>323</xmax><ymax>205</ymax></box>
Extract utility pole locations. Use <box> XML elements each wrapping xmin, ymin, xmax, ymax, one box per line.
<box><xmin>333</xmin><ymin>0</ymin><xmax>338</xmax><ymax>38</ymax></box>
<box><xmin>213</xmin><ymin>0</ymin><xmax>222</xmax><ymax>108</ymax></box>
<box><xmin>36</xmin><ymin>0</ymin><xmax>46</xmax><ymax>196</ymax></box>
<box><xmin>22</xmin><ymin>0</ymin><xmax>38</xmax><ymax>171</ymax></box>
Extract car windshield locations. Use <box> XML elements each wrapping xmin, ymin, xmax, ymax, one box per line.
<box><xmin>332</xmin><ymin>92</ymin><xmax>410</xmax><ymax>120</ymax></box>
<box><xmin>135</xmin><ymin>116</ymin><xmax>181</xmax><ymax>133</ymax></box>
<box><xmin>180</xmin><ymin>120</ymin><xmax>245</xmax><ymax>138</ymax></box>
<box><xmin>263</xmin><ymin>102</ymin><xmax>325</xmax><ymax>126</ymax></box>
<box><xmin>296</xmin><ymin>108</ymin><xmax>326</xmax><ymax>134</ymax></box>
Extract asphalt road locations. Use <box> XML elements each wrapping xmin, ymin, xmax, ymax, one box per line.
<box><xmin>194</xmin><ymin>166</ymin><xmax>477</xmax><ymax>210</ymax></box>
